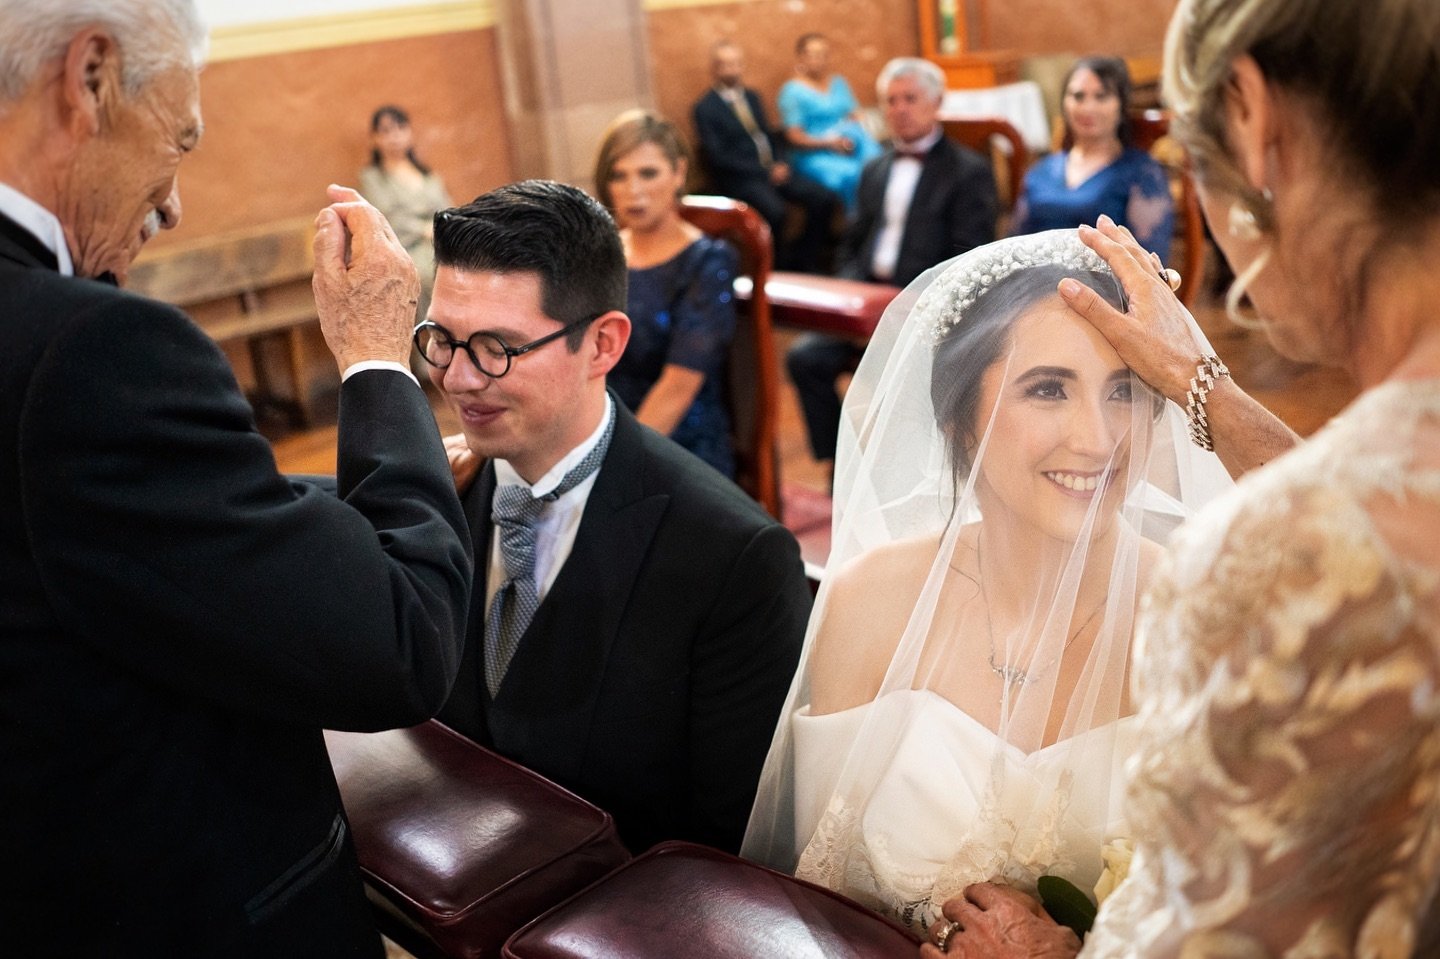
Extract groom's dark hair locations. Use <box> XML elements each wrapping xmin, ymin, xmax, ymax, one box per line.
<box><xmin>434</xmin><ymin>180</ymin><xmax>626</xmax><ymax>350</ymax></box>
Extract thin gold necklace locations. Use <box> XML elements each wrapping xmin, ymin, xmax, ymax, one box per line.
<box><xmin>975</xmin><ymin>541</ymin><xmax>1105</xmax><ymax>688</ymax></box>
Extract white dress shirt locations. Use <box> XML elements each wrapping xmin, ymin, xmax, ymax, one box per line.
<box><xmin>869</xmin><ymin>126</ymin><xmax>944</xmax><ymax>282</ymax></box>
<box><xmin>0</xmin><ymin>182</ymin><xmax>75</xmax><ymax>276</ymax></box>
<box><xmin>485</xmin><ymin>394</ymin><xmax>614</xmax><ymax>609</ymax></box>
<box><xmin>340</xmin><ymin>360</ymin><xmax>417</xmax><ymax>386</ymax></box>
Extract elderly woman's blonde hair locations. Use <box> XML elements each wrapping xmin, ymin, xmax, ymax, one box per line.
<box><xmin>1162</xmin><ymin>0</ymin><xmax>1440</xmax><ymax>322</ymax></box>
<box><xmin>1163</xmin><ymin>0</ymin><xmax>1440</xmax><ymax>232</ymax></box>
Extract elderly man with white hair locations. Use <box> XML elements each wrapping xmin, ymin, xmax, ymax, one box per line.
<box><xmin>0</xmin><ymin>1</ymin><xmax>472</xmax><ymax>954</ymax></box>
<box><xmin>787</xmin><ymin>56</ymin><xmax>999</xmax><ymax>466</ymax></box>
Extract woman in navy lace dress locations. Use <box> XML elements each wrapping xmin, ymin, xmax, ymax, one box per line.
<box><xmin>594</xmin><ymin>110</ymin><xmax>739</xmax><ymax>478</ymax></box>
<box><xmin>1012</xmin><ymin>57</ymin><xmax>1175</xmax><ymax>263</ymax></box>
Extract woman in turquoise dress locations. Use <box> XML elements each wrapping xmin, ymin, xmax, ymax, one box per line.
<box><xmin>1011</xmin><ymin>57</ymin><xmax>1174</xmax><ymax>263</ymax></box>
<box><xmin>777</xmin><ymin>33</ymin><xmax>881</xmax><ymax>213</ymax></box>
<box><xmin>594</xmin><ymin>110</ymin><xmax>738</xmax><ymax>478</ymax></box>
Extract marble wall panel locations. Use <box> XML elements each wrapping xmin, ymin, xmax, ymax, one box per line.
<box><xmin>497</xmin><ymin>0</ymin><xmax>654</xmax><ymax>185</ymax></box>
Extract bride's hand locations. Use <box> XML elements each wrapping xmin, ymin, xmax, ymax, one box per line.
<box><xmin>1060</xmin><ymin>215</ymin><xmax>1206</xmax><ymax>407</ymax></box>
<box><xmin>919</xmin><ymin>883</ymin><xmax>1080</xmax><ymax>959</ymax></box>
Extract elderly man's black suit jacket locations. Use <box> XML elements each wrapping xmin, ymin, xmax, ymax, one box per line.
<box><xmin>837</xmin><ymin>134</ymin><xmax>999</xmax><ymax>287</ymax></box>
<box><xmin>0</xmin><ymin>213</ymin><xmax>472</xmax><ymax>957</ymax></box>
<box><xmin>439</xmin><ymin>401</ymin><xmax>810</xmax><ymax>854</ymax></box>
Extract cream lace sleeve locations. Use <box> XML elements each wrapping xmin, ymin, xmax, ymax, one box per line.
<box><xmin>1083</xmin><ymin>384</ymin><xmax>1440</xmax><ymax>958</ymax></box>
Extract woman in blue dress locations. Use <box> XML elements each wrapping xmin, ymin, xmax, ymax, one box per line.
<box><xmin>777</xmin><ymin>33</ymin><xmax>882</xmax><ymax>212</ymax></box>
<box><xmin>1012</xmin><ymin>57</ymin><xmax>1175</xmax><ymax>263</ymax></box>
<box><xmin>593</xmin><ymin>110</ymin><xmax>738</xmax><ymax>478</ymax></box>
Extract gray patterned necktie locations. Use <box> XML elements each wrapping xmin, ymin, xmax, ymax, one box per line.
<box><xmin>483</xmin><ymin>412</ymin><xmax>615</xmax><ymax>696</ymax></box>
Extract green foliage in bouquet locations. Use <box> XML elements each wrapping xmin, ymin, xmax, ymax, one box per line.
<box><xmin>1036</xmin><ymin>875</ymin><xmax>1097</xmax><ymax>938</ymax></box>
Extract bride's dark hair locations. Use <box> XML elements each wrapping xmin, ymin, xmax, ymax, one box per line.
<box><xmin>930</xmin><ymin>264</ymin><xmax>1125</xmax><ymax>487</ymax></box>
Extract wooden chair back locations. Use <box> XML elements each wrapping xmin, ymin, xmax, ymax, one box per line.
<box><xmin>1129</xmin><ymin>109</ymin><xmax>1206</xmax><ymax>307</ymax></box>
<box><xmin>127</xmin><ymin>217</ymin><xmax>320</xmax><ymax>424</ymax></box>
<box><xmin>939</xmin><ymin>116</ymin><xmax>1031</xmax><ymax>221</ymax></box>
<box><xmin>678</xmin><ymin>195</ymin><xmax>781</xmax><ymax>519</ymax></box>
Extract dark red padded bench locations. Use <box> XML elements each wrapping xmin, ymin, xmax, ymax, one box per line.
<box><xmin>325</xmin><ymin>721</ymin><xmax>630</xmax><ymax>959</ymax></box>
<box><xmin>502</xmin><ymin>842</ymin><xmax>921</xmax><ymax>959</ymax></box>
<box><xmin>735</xmin><ymin>272</ymin><xmax>901</xmax><ymax>339</ymax></box>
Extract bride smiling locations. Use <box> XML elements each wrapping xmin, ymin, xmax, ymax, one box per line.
<box><xmin>741</xmin><ymin>231</ymin><xmax>1231</xmax><ymax>933</ymax></box>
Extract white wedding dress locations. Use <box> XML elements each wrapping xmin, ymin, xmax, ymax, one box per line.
<box><xmin>793</xmin><ymin>691</ymin><xmax>1138</xmax><ymax>932</ymax></box>
<box><xmin>741</xmin><ymin>233</ymin><xmax>1234</xmax><ymax>942</ymax></box>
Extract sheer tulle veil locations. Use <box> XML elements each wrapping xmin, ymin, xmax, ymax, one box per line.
<box><xmin>741</xmin><ymin>231</ymin><xmax>1233</xmax><ymax>931</ymax></box>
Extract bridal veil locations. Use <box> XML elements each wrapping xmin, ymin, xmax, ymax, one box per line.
<box><xmin>742</xmin><ymin>231</ymin><xmax>1232</xmax><ymax>931</ymax></box>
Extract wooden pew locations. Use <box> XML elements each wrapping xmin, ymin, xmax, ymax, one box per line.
<box><xmin>735</xmin><ymin>272</ymin><xmax>902</xmax><ymax>340</ymax></box>
<box><xmin>940</xmin><ymin>116</ymin><xmax>1031</xmax><ymax>227</ymax></box>
<box><xmin>734</xmin><ymin>272</ymin><xmax>903</xmax><ymax>582</ymax></box>
<box><xmin>127</xmin><ymin>217</ymin><xmax>321</xmax><ymax>425</ymax></box>
<box><xmin>679</xmin><ymin>196</ymin><xmax>782</xmax><ymax>519</ymax></box>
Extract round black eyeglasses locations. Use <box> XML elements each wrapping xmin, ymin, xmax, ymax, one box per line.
<box><xmin>413</xmin><ymin>316</ymin><xmax>597</xmax><ymax>378</ymax></box>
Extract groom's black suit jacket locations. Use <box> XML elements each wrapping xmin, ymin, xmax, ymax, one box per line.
<box><xmin>438</xmin><ymin>400</ymin><xmax>810</xmax><ymax>854</ymax></box>
<box><xmin>0</xmin><ymin>212</ymin><xmax>472</xmax><ymax>956</ymax></box>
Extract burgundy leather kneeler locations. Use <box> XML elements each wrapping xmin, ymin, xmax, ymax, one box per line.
<box><xmin>326</xmin><ymin>721</ymin><xmax>630</xmax><ymax>959</ymax></box>
<box><xmin>502</xmin><ymin>841</ymin><xmax>921</xmax><ymax>959</ymax></box>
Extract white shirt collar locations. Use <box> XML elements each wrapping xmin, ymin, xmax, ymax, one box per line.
<box><xmin>894</xmin><ymin>125</ymin><xmax>944</xmax><ymax>158</ymax></box>
<box><xmin>0</xmin><ymin>181</ymin><xmax>74</xmax><ymax>276</ymax></box>
<box><xmin>494</xmin><ymin>394</ymin><xmax>615</xmax><ymax>497</ymax></box>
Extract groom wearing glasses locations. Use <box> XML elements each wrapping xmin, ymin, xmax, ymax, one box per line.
<box><xmin>422</xmin><ymin>180</ymin><xmax>810</xmax><ymax>855</ymax></box>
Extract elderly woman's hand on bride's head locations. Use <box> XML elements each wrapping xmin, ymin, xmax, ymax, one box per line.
<box><xmin>1059</xmin><ymin>215</ymin><xmax>1204</xmax><ymax>407</ymax></box>
<box><xmin>919</xmin><ymin>883</ymin><xmax>1081</xmax><ymax>959</ymax></box>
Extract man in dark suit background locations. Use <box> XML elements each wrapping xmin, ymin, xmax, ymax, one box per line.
<box><xmin>0</xmin><ymin>1</ymin><xmax>472</xmax><ymax>955</ymax></box>
<box><xmin>693</xmin><ymin>40</ymin><xmax>839</xmax><ymax>272</ymax></box>
<box><xmin>425</xmin><ymin>181</ymin><xmax>810</xmax><ymax>855</ymax></box>
<box><xmin>787</xmin><ymin>57</ymin><xmax>999</xmax><ymax>466</ymax></box>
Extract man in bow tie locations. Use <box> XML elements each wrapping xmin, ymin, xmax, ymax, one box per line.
<box><xmin>788</xmin><ymin>57</ymin><xmax>999</xmax><ymax>468</ymax></box>
<box><xmin>427</xmin><ymin>181</ymin><xmax>810</xmax><ymax>855</ymax></box>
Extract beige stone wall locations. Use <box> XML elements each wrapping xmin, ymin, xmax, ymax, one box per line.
<box><xmin>984</xmin><ymin>0</ymin><xmax>1178</xmax><ymax>59</ymax></box>
<box><xmin>151</xmin><ymin>0</ymin><xmax>1177</xmax><ymax>246</ymax></box>
<box><xmin>645</xmin><ymin>0</ymin><xmax>921</xmax><ymax>153</ymax></box>
<box><xmin>151</xmin><ymin>28</ymin><xmax>512</xmax><ymax>248</ymax></box>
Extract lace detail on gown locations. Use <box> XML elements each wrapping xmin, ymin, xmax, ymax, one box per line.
<box><xmin>792</xmin><ymin>692</ymin><xmax>1134</xmax><ymax>935</ymax></box>
<box><xmin>1083</xmin><ymin>380</ymin><xmax>1440</xmax><ymax>958</ymax></box>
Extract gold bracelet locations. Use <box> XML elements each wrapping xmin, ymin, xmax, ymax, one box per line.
<box><xmin>1184</xmin><ymin>355</ymin><xmax>1229</xmax><ymax>451</ymax></box>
